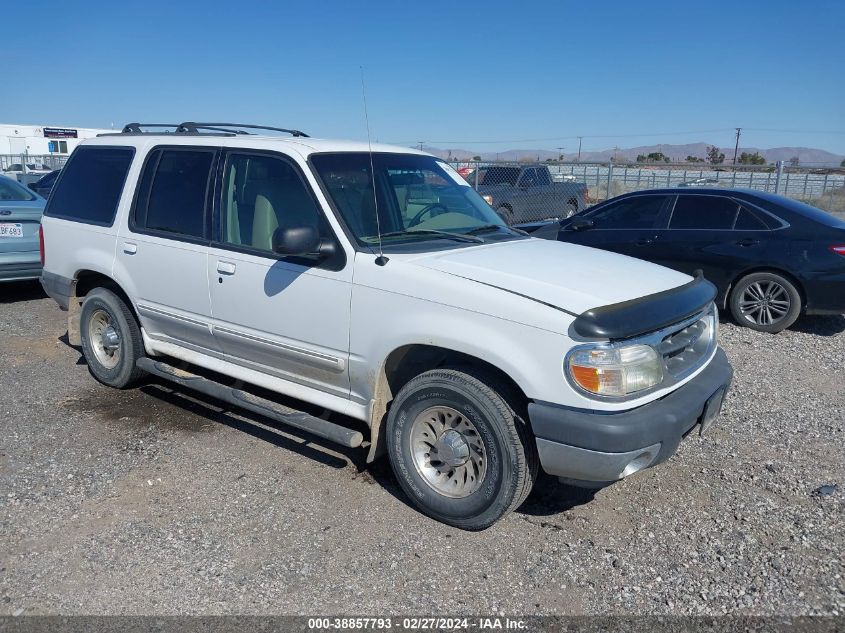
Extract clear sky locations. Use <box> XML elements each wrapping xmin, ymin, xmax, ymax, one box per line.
<box><xmin>5</xmin><ymin>0</ymin><xmax>844</xmax><ymax>155</ymax></box>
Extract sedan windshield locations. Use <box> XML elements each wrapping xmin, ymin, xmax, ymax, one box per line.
<box><xmin>311</xmin><ymin>153</ymin><xmax>515</xmax><ymax>246</ymax></box>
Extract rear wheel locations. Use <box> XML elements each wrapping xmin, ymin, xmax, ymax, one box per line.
<box><xmin>386</xmin><ymin>367</ymin><xmax>537</xmax><ymax>530</ymax></box>
<box><xmin>729</xmin><ymin>272</ymin><xmax>801</xmax><ymax>333</ymax></box>
<box><xmin>565</xmin><ymin>198</ymin><xmax>579</xmax><ymax>218</ymax></box>
<box><xmin>80</xmin><ymin>287</ymin><xmax>146</xmax><ymax>388</ymax></box>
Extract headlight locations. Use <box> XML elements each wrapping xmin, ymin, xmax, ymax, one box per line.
<box><xmin>567</xmin><ymin>344</ymin><xmax>663</xmax><ymax>397</ymax></box>
<box><xmin>482</xmin><ymin>194</ymin><xmax>493</xmax><ymax>206</ymax></box>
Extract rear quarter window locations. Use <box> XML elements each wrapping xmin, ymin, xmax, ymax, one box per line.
<box><xmin>44</xmin><ymin>146</ymin><xmax>135</xmax><ymax>226</ymax></box>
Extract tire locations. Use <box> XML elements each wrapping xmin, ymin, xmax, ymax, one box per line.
<box><xmin>386</xmin><ymin>367</ymin><xmax>538</xmax><ymax>530</ymax></box>
<box><xmin>729</xmin><ymin>271</ymin><xmax>802</xmax><ymax>333</ymax></box>
<box><xmin>79</xmin><ymin>287</ymin><xmax>146</xmax><ymax>388</ymax></box>
<box><xmin>496</xmin><ymin>205</ymin><xmax>514</xmax><ymax>226</ymax></box>
<box><xmin>565</xmin><ymin>199</ymin><xmax>579</xmax><ymax>218</ymax></box>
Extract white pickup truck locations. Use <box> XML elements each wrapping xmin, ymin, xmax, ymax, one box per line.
<box><xmin>40</xmin><ymin>122</ymin><xmax>732</xmax><ymax>529</ymax></box>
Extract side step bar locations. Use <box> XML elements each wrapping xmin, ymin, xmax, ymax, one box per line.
<box><xmin>136</xmin><ymin>357</ymin><xmax>364</xmax><ymax>448</ymax></box>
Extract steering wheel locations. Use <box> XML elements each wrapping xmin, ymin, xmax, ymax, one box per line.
<box><xmin>409</xmin><ymin>203</ymin><xmax>449</xmax><ymax>227</ymax></box>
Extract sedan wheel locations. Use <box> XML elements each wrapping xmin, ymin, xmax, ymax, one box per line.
<box><xmin>729</xmin><ymin>272</ymin><xmax>802</xmax><ymax>333</ymax></box>
<box><xmin>739</xmin><ymin>280</ymin><xmax>791</xmax><ymax>326</ymax></box>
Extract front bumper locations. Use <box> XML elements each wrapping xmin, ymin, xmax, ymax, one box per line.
<box><xmin>528</xmin><ymin>348</ymin><xmax>733</xmax><ymax>486</ymax></box>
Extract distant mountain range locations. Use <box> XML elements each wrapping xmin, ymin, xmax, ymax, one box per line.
<box><xmin>425</xmin><ymin>142</ymin><xmax>845</xmax><ymax>166</ymax></box>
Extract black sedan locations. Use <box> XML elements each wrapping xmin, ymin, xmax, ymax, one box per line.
<box><xmin>27</xmin><ymin>169</ymin><xmax>61</xmax><ymax>198</ymax></box>
<box><xmin>532</xmin><ymin>189</ymin><xmax>845</xmax><ymax>332</ymax></box>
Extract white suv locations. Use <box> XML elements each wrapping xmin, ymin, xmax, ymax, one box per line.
<box><xmin>40</xmin><ymin>122</ymin><xmax>733</xmax><ymax>529</ymax></box>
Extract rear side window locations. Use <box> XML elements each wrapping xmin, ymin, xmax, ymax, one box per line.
<box><xmin>734</xmin><ymin>206</ymin><xmax>769</xmax><ymax>230</ymax></box>
<box><xmin>133</xmin><ymin>148</ymin><xmax>215</xmax><ymax>239</ymax></box>
<box><xmin>590</xmin><ymin>195</ymin><xmax>668</xmax><ymax>229</ymax></box>
<box><xmin>669</xmin><ymin>196</ymin><xmax>738</xmax><ymax>230</ymax></box>
<box><xmin>44</xmin><ymin>146</ymin><xmax>134</xmax><ymax>225</ymax></box>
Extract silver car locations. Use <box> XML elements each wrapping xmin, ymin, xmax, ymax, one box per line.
<box><xmin>0</xmin><ymin>174</ymin><xmax>46</xmax><ymax>282</ymax></box>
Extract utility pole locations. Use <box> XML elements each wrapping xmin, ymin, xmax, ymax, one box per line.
<box><xmin>613</xmin><ymin>146</ymin><xmax>619</xmax><ymax>163</ymax></box>
<box><xmin>733</xmin><ymin>128</ymin><xmax>741</xmax><ymax>165</ymax></box>
<box><xmin>556</xmin><ymin>146</ymin><xmax>565</xmax><ymax>161</ymax></box>
<box><xmin>577</xmin><ymin>136</ymin><xmax>583</xmax><ymax>162</ymax></box>
<box><xmin>418</xmin><ymin>141</ymin><xmax>424</xmax><ymax>151</ymax></box>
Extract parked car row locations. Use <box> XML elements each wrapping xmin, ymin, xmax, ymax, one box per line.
<box><xmin>5</xmin><ymin>124</ymin><xmax>843</xmax><ymax>531</ymax></box>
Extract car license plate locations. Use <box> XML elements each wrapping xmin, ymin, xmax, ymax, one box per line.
<box><xmin>699</xmin><ymin>387</ymin><xmax>726</xmax><ymax>436</ymax></box>
<box><xmin>0</xmin><ymin>223</ymin><xmax>23</xmax><ymax>238</ymax></box>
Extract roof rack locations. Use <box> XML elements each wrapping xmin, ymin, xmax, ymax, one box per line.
<box><xmin>113</xmin><ymin>122</ymin><xmax>309</xmax><ymax>138</ymax></box>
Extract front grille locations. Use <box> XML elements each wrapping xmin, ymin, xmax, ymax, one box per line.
<box><xmin>658</xmin><ymin>311</ymin><xmax>714</xmax><ymax>379</ymax></box>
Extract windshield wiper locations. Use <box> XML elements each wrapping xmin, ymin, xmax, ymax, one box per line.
<box><xmin>377</xmin><ymin>229</ymin><xmax>483</xmax><ymax>243</ymax></box>
<box><xmin>465</xmin><ymin>224</ymin><xmax>528</xmax><ymax>236</ymax></box>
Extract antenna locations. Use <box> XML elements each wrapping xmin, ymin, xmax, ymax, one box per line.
<box><xmin>360</xmin><ymin>66</ymin><xmax>388</xmax><ymax>266</ymax></box>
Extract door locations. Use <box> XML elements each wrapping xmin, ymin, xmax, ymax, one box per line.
<box><xmin>118</xmin><ymin>146</ymin><xmax>218</xmax><ymax>353</ymax></box>
<box><xmin>561</xmin><ymin>194</ymin><xmax>671</xmax><ymax>259</ymax></box>
<box><xmin>208</xmin><ymin>150</ymin><xmax>352</xmax><ymax>399</ymax></box>
<box><xmin>652</xmin><ymin>195</ymin><xmax>771</xmax><ymax>293</ymax></box>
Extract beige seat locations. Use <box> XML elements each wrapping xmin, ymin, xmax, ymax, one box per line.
<box><xmin>252</xmin><ymin>189</ymin><xmax>280</xmax><ymax>251</ymax></box>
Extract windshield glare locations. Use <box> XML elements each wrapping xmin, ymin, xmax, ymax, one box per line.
<box><xmin>311</xmin><ymin>153</ymin><xmax>509</xmax><ymax>245</ymax></box>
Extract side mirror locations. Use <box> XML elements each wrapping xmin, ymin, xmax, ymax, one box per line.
<box><xmin>272</xmin><ymin>225</ymin><xmax>320</xmax><ymax>256</ymax></box>
<box><xmin>272</xmin><ymin>225</ymin><xmax>337</xmax><ymax>259</ymax></box>
<box><xmin>570</xmin><ymin>218</ymin><xmax>595</xmax><ymax>231</ymax></box>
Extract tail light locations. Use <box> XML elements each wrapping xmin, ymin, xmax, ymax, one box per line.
<box><xmin>830</xmin><ymin>245</ymin><xmax>845</xmax><ymax>257</ymax></box>
<box><xmin>38</xmin><ymin>225</ymin><xmax>45</xmax><ymax>266</ymax></box>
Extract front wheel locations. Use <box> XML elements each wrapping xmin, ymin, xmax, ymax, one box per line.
<box><xmin>729</xmin><ymin>271</ymin><xmax>801</xmax><ymax>333</ymax></box>
<box><xmin>386</xmin><ymin>368</ymin><xmax>537</xmax><ymax>530</ymax></box>
<box><xmin>80</xmin><ymin>287</ymin><xmax>146</xmax><ymax>388</ymax></box>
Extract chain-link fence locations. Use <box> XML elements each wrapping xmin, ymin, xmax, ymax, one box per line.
<box><xmin>449</xmin><ymin>160</ymin><xmax>845</xmax><ymax>224</ymax></box>
<box><xmin>1</xmin><ymin>153</ymin><xmax>69</xmax><ymax>174</ymax></box>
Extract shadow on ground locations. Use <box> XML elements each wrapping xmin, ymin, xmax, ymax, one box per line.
<box><xmin>0</xmin><ymin>280</ymin><xmax>45</xmax><ymax>303</ymax></box>
<box><xmin>790</xmin><ymin>314</ymin><xmax>845</xmax><ymax>336</ymax></box>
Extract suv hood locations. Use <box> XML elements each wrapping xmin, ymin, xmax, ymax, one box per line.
<box><xmin>408</xmin><ymin>238</ymin><xmax>691</xmax><ymax>316</ymax></box>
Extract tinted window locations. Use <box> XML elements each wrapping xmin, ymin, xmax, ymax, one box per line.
<box><xmin>45</xmin><ymin>147</ymin><xmax>134</xmax><ymax>225</ymax></box>
<box><xmin>589</xmin><ymin>195</ymin><xmax>668</xmax><ymax>229</ymax></box>
<box><xmin>758</xmin><ymin>195</ymin><xmax>845</xmax><ymax>229</ymax></box>
<box><xmin>0</xmin><ymin>176</ymin><xmax>36</xmax><ymax>201</ymax></box>
<box><xmin>134</xmin><ymin>149</ymin><xmax>214</xmax><ymax>239</ymax></box>
<box><xmin>220</xmin><ymin>153</ymin><xmax>324</xmax><ymax>252</ymax></box>
<box><xmin>480</xmin><ymin>166</ymin><xmax>519</xmax><ymax>186</ymax></box>
<box><xmin>734</xmin><ymin>206</ymin><xmax>768</xmax><ymax>230</ymax></box>
<box><xmin>670</xmin><ymin>196</ymin><xmax>738</xmax><ymax>230</ymax></box>
<box><xmin>535</xmin><ymin>168</ymin><xmax>551</xmax><ymax>186</ymax></box>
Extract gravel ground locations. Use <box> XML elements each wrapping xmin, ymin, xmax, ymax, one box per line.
<box><xmin>1</xmin><ymin>281</ymin><xmax>843</xmax><ymax>616</ymax></box>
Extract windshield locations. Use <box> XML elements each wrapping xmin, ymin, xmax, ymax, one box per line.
<box><xmin>0</xmin><ymin>177</ymin><xmax>37</xmax><ymax>201</ymax></box>
<box><xmin>311</xmin><ymin>153</ymin><xmax>513</xmax><ymax>246</ymax></box>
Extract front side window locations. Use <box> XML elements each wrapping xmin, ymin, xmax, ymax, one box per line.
<box><xmin>220</xmin><ymin>153</ymin><xmax>325</xmax><ymax>252</ymax></box>
<box><xmin>670</xmin><ymin>196</ymin><xmax>739</xmax><ymax>230</ymax></box>
<box><xmin>134</xmin><ymin>148</ymin><xmax>214</xmax><ymax>239</ymax></box>
<box><xmin>311</xmin><ymin>153</ymin><xmax>513</xmax><ymax>247</ymax></box>
<box><xmin>589</xmin><ymin>195</ymin><xmax>669</xmax><ymax>229</ymax></box>
<box><xmin>45</xmin><ymin>146</ymin><xmax>134</xmax><ymax>225</ymax></box>
<box><xmin>0</xmin><ymin>176</ymin><xmax>37</xmax><ymax>201</ymax></box>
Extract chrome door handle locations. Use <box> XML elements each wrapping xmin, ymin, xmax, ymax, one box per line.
<box><xmin>122</xmin><ymin>242</ymin><xmax>137</xmax><ymax>255</ymax></box>
<box><xmin>217</xmin><ymin>261</ymin><xmax>236</xmax><ymax>275</ymax></box>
